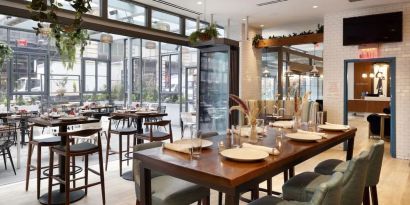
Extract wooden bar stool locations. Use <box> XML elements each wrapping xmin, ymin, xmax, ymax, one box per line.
<box><xmin>25</xmin><ymin>124</ymin><xmax>77</xmax><ymax>199</ymax></box>
<box><xmin>106</xmin><ymin>116</ymin><xmax>139</xmax><ymax>176</ymax></box>
<box><xmin>47</xmin><ymin>128</ymin><xmax>106</xmax><ymax>205</ymax></box>
<box><xmin>135</xmin><ymin>120</ymin><xmax>173</xmax><ymax>143</ymax></box>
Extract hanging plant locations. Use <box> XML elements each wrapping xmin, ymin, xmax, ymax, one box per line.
<box><xmin>27</xmin><ymin>0</ymin><xmax>92</xmax><ymax>69</ymax></box>
<box><xmin>189</xmin><ymin>24</ymin><xmax>219</xmax><ymax>44</ymax></box>
<box><xmin>0</xmin><ymin>42</ymin><xmax>13</xmax><ymax>65</ymax></box>
<box><xmin>252</xmin><ymin>34</ymin><xmax>264</xmax><ymax>47</ymax></box>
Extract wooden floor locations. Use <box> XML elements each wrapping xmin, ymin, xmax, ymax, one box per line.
<box><xmin>0</xmin><ymin>117</ymin><xmax>409</xmax><ymax>204</ymax></box>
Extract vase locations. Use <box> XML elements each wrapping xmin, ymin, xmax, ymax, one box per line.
<box><xmin>249</xmin><ymin>124</ymin><xmax>258</xmax><ymax>143</ymax></box>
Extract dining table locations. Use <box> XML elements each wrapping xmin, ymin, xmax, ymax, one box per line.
<box><xmin>111</xmin><ymin>110</ymin><xmax>168</xmax><ymax>181</ymax></box>
<box><xmin>29</xmin><ymin>117</ymin><xmax>100</xmax><ymax>205</ymax></box>
<box><xmin>89</xmin><ymin>105</ymin><xmax>114</xmax><ymax>113</ymax></box>
<box><xmin>134</xmin><ymin>126</ymin><xmax>356</xmax><ymax>205</ymax></box>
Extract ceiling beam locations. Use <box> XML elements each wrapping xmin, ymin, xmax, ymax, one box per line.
<box><xmin>0</xmin><ymin>0</ymin><xmax>189</xmax><ymax>46</ymax></box>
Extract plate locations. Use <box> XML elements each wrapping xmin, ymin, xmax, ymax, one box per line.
<box><xmin>318</xmin><ymin>124</ymin><xmax>349</xmax><ymax>131</ymax></box>
<box><xmin>173</xmin><ymin>139</ymin><xmax>213</xmax><ymax>148</ymax></box>
<box><xmin>270</xmin><ymin>121</ymin><xmax>293</xmax><ymax>128</ymax></box>
<box><xmin>286</xmin><ymin>133</ymin><xmax>322</xmax><ymax>142</ymax></box>
<box><xmin>220</xmin><ymin>148</ymin><xmax>269</xmax><ymax>162</ymax></box>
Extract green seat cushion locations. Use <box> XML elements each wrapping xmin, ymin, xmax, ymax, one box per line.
<box><xmin>314</xmin><ymin>159</ymin><xmax>348</xmax><ymax>175</ymax></box>
<box><xmin>282</xmin><ymin>172</ymin><xmax>331</xmax><ymax>202</ymax></box>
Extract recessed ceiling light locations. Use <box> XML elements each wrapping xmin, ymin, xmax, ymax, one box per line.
<box><xmin>260</xmin><ymin>24</ymin><xmax>265</xmax><ymax>27</ymax></box>
<box><xmin>313</xmin><ymin>5</ymin><xmax>318</xmax><ymax>8</ymax></box>
<box><xmin>242</xmin><ymin>18</ymin><xmax>247</xmax><ymax>21</ymax></box>
<box><xmin>197</xmin><ymin>1</ymin><xmax>203</xmax><ymax>5</ymax></box>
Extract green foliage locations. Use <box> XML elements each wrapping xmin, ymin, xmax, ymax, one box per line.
<box><xmin>28</xmin><ymin>0</ymin><xmax>92</xmax><ymax>70</ymax></box>
<box><xmin>265</xmin><ymin>24</ymin><xmax>324</xmax><ymax>40</ymax></box>
<box><xmin>188</xmin><ymin>24</ymin><xmax>219</xmax><ymax>44</ymax></box>
<box><xmin>252</xmin><ymin>34</ymin><xmax>263</xmax><ymax>47</ymax></box>
<box><xmin>0</xmin><ymin>42</ymin><xmax>13</xmax><ymax>65</ymax></box>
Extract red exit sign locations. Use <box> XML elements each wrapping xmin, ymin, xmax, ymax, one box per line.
<box><xmin>358</xmin><ymin>44</ymin><xmax>380</xmax><ymax>59</ymax></box>
<box><xmin>16</xmin><ymin>39</ymin><xmax>28</xmax><ymax>47</ymax></box>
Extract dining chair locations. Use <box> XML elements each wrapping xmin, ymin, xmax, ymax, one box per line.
<box><xmin>180</xmin><ymin>112</ymin><xmax>196</xmax><ymax>139</ymax></box>
<box><xmin>133</xmin><ymin>142</ymin><xmax>210</xmax><ymax>205</ymax></box>
<box><xmin>282</xmin><ymin>151</ymin><xmax>370</xmax><ymax>205</ymax></box>
<box><xmin>249</xmin><ymin>172</ymin><xmax>344</xmax><ymax>205</ymax></box>
<box><xmin>47</xmin><ymin>128</ymin><xmax>106</xmax><ymax>205</ymax></box>
<box><xmin>0</xmin><ymin>123</ymin><xmax>17</xmax><ymax>175</ymax></box>
<box><xmin>136</xmin><ymin>120</ymin><xmax>173</xmax><ymax>143</ymax></box>
<box><xmin>314</xmin><ymin>140</ymin><xmax>384</xmax><ymax>205</ymax></box>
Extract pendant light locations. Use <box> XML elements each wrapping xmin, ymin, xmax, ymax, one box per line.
<box><xmin>310</xmin><ymin>43</ymin><xmax>320</xmax><ymax>77</ymax></box>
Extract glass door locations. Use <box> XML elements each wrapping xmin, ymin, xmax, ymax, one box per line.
<box><xmin>82</xmin><ymin>58</ymin><xmax>109</xmax><ymax>103</ymax></box>
<box><xmin>184</xmin><ymin>66</ymin><xmax>197</xmax><ymax>112</ymax></box>
<box><xmin>160</xmin><ymin>53</ymin><xmax>180</xmax><ymax>125</ymax></box>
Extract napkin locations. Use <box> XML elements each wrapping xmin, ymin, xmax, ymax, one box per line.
<box><xmin>297</xmin><ymin>129</ymin><xmax>328</xmax><ymax>139</ymax></box>
<box><xmin>269</xmin><ymin>121</ymin><xmax>293</xmax><ymax>129</ymax></box>
<box><xmin>163</xmin><ymin>143</ymin><xmax>191</xmax><ymax>154</ymax></box>
<box><xmin>242</xmin><ymin>143</ymin><xmax>280</xmax><ymax>155</ymax></box>
<box><xmin>325</xmin><ymin>122</ymin><xmax>350</xmax><ymax>129</ymax></box>
<box><xmin>233</xmin><ymin>127</ymin><xmax>264</xmax><ymax>137</ymax></box>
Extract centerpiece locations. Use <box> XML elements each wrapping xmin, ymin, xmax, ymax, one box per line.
<box><xmin>229</xmin><ymin>94</ymin><xmax>260</xmax><ymax>142</ymax></box>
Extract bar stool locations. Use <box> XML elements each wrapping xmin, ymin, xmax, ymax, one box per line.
<box><xmin>135</xmin><ymin>120</ymin><xmax>173</xmax><ymax>143</ymax></box>
<box><xmin>47</xmin><ymin>128</ymin><xmax>105</xmax><ymax>205</ymax></box>
<box><xmin>106</xmin><ymin>116</ymin><xmax>139</xmax><ymax>176</ymax></box>
<box><xmin>25</xmin><ymin>124</ymin><xmax>76</xmax><ymax>199</ymax></box>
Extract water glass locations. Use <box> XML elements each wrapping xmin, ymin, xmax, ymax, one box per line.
<box><xmin>256</xmin><ymin>119</ymin><xmax>265</xmax><ymax>128</ymax></box>
<box><xmin>231</xmin><ymin>125</ymin><xmax>241</xmax><ymax>148</ymax></box>
<box><xmin>191</xmin><ymin>130</ymin><xmax>202</xmax><ymax>159</ymax></box>
<box><xmin>316</xmin><ymin>111</ymin><xmax>325</xmax><ymax>125</ymax></box>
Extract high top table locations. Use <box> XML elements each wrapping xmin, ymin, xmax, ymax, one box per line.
<box><xmin>135</xmin><ymin>127</ymin><xmax>356</xmax><ymax>205</ymax></box>
<box><xmin>29</xmin><ymin>117</ymin><xmax>100</xmax><ymax>205</ymax></box>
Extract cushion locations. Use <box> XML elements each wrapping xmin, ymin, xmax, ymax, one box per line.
<box><xmin>140</xmin><ymin>131</ymin><xmax>169</xmax><ymax>139</ymax></box>
<box><xmin>249</xmin><ymin>196</ymin><xmax>305</xmax><ymax>205</ymax></box>
<box><xmin>54</xmin><ymin>142</ymin><xmax>98</xmax><ymax>153</ymax></box>
<box><xmin>314</xmin><ymin>159</ymin><xmax>348</xmax><ymax>175</ymax></box>
<box><xmin>282</xmin><ymin>172</ymin><xmax>331</xmax><ymax>202</ymax></box>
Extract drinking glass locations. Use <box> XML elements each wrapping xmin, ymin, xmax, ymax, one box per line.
<box><xmin>316</xmin><ymin>111</ymin><xmax>324</xmax><ymax>125</ymax></box>
<box><xmin>231</xmin><ymin>125</ymin><xmax>241</xmax><ymax>148</ymax></box>
<box><xmin>191</xmin><ymin>129</ymin><xmax>202</xmax><ymax>159</ymax></box>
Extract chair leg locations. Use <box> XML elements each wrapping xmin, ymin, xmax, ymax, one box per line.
<box><xmin>25</xmin><ymin>144</ymin><xmax>34</xmax><ymax>191</ymax></box>
<box><xmin>72</xmin><ymin>156</ymin><xmax>76</xmax><ymax>188</ymax></box>
<box><xmin>105</xmin><ymin>133</ymin><xmax>111</xmax><ymax>171</ymax></box>
<box><xmin>84</xmin><ymin>155</ymin><xmax>88</xmax><ymax>195</ymax></box>
<box><xmin>6</xmin><ymin>148</ymin><xmax>16</xmax><ymax>175</ymax></box>
<box><xmin>126</xmin><ymin>135</ymin><xmax>130</xmax><ymax>166</ymax></box>
<box><xmin>202</xmin><ymin>195</ymin><xmax>210</xmax><ymax>205</ymax></box>
<box><xmin>98</xmin><ymin>146</ymin><xmax>106</xmax><ymax>204</ymax></box>
<box><xmin>36</xmin><ymin>146</ymin><xmax>42</xmax><ymax>198</ymax></box>
<box><xmin>65</xmin><ymin>155</ymin><xmax>70</xmax><ymax>205</ymax></box>
<box><xmin>267</xmin><ymin>178</ymin><xmax>273</xmax><ymax>196</ymax></box>
<box><xmin>119</xmin><ymin>134</ymin><xmax>123</xmax><ymax>176</ymax></box>
<box><xmin>370</xmin><ymin>186</ymin><xmax>379</xmax><ymax>205</ymax></box>
<box><xmin>2</xmin><ymin>149</ymin><xmax>7</xmax><ymax>170</ymax></box>
<box><xmin>218</xmin><ymin>192</ymin><xmax>223</xmax><ymax>205</ymax></box>
<box><xmin>363</xmin><ymin>186</ymin><xmax>370</xmax><ymax>205</ymax></box>
<box><xmin>47</xmin><ymin>150</ymin><xmax>54</xmax><ymax>205</ymax></box>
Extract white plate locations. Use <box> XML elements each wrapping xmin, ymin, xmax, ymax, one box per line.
<box><xmin>220</xmin><ymin>148</ymin><xmax>269</xmax><ymax>162</ymax></box>
<box><xmin>286</xmin><ymin>133</ymin><xmax>322</xmax><ymax>142</ymax></box>
<box><xmin>270</xmin><ymin>121</ymin><xmax>293</xmax><ymax>128</ymax></box>
<box><xmin>318</xmin><ymin>124</ymin><xmax>349</xmax><ymax>131</ymax></box>
<box><xmin>173</xmin><ymin>139</ymin><xmax>213</xmax><ymax>148</ymax></box>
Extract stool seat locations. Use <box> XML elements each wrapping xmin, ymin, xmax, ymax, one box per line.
<box><xmin>54</xmin><ymin>142</ymin><xmax>98</xmax><ymax>153</ymax></box>
<box><xmin>110</xmin><ymin>128</ymin><xmax>139</xmax><ymax>134</ymax></box>
<box><xmin>139</xmin><ymin>131</ymin><xmax>169</xmax><ymax>139</ymax></box>
<box><xmin>31</xmin><ymin>136</ymin><xmax>61</xmax><ymax>146</ymax></box>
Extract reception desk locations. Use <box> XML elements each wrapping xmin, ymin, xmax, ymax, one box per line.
<box><xmin>348</xmin><ymin>99</ymin><xmax>390</xmax><ymax>113</ymax></box>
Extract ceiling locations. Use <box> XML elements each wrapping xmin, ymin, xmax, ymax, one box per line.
<box><xmin>138</xmin><ymin>0</ymin><xmax>410</xmax><ymax>28</ymax></box>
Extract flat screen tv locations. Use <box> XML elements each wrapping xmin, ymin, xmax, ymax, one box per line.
<box><xmin>343</xmin><ymin>12</ymin><xmax>402</xmax><ymax>46</ymax></box>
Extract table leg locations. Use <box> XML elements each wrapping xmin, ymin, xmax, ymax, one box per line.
<box><xmin>20</xmin><ymin>120</ymin><xmax>26</xmax><ymax>146</ymax></box>
<box><xmin>225</xmin><ymin>191</ymin><xmax>240</xmax><ymax>205</ymax></box>
<box><xmin>38</xmin><ymin>125</ymin><xmax>85</xmax><ymax>205</ymax></box>
<box><xmin>16</xmin><ymin>130</ymin><xmax>21</xmax><ymax>169</ymax></box>
<box><xmin>140</xmin><ymin>166</ymin><xmax>152</xmax><ymax>205</ymax></box>
<box><xmin>346</xmin><ymin>135</ymin><xmax>355</xmax><ymax>160</ymax></box>
<box><xmin>380</xmin><ymin>117</ymin><xmax>385</xmax><ymax>140</ymax></box>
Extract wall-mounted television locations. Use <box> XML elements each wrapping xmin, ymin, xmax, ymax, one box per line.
<box><xmin>343</xmin><ymin>12</ymin><xmax>403</xmax><ymax>46</ymax></box>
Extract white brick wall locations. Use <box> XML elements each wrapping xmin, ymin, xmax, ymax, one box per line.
<box><xmin>324</xmin><ymin>3</ymin><xmax>410</xmax><ymax>159</ymax></box>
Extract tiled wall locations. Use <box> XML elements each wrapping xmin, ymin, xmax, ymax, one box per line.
<box><xmin>324</xmin><ymin>3</ymin><xmax>410</xmax><ymax>159</ymax></box>
<box><xmin>240</xmin><ymin>26</ymin><xmax>262</xmax><ymax>100</ymax></box>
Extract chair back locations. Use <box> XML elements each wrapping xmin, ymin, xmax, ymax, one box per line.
<box><xmin>0</xmin><ymin>123</ymin><xmax>17</xmax><ymax>148</ymax></box>
<box><xmin>145</xmin><ymin>120</ymin><xmax>172</xmax><ymax>142</ymax></box>
<box><xmin>366</xmin><ymin>140</ymin><xmax>384</xmax><ymax>186</ymax></box>
<box><xmin>181</xmin><ymin>112</ymin><xmax>195</xmax><ymax>124</ymax></box>
<box><xmin>58</xmin><ymin>128</ymin><xmax>102</xmax><ymax>154</ymax></box>
<box><xmin>310</xmin><ymin>172</ymin><xmax>344</xmax><ymax>205</ymax></box>
<box><xmin>341</xmin><ymin>151</ymin><xmax>370</xmax><ymax>205</ymax></box>
<box><xmin>133</xmin><ymin>141</ymin><xmax>164</xmax><ymax>199</ymax></box>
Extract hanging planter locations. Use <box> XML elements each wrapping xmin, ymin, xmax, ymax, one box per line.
<box><xmin>189</xmin><ymin>24</ymin><xmax>219</xmax><ymax>45</ymax></box>
<box><xmin>0</xmin><ymin>42</ymin><xmax>13</xmax><ymax>65</ymax></box>
<box><xmin>28</xmin><ymin>0</ymin><xmax>92</xmax><ymax>70</ymax></box>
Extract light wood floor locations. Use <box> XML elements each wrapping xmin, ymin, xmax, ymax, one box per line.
<box><xmin>0</xmin><ymin>118</ymin><xmax>409</xmax><ymax>205</ymax></box>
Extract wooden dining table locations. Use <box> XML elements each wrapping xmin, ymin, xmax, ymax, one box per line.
<box><xmin>111</xmin><ymin>111</ymin><xmax>168</xmax><ymax>180</ymax></box>
<box><xmin>135</xmin><ymin>126</ymin><xmax>356</xmax><ymax>205</ymax></box>
<box><xmin>29</xmin><ymin>117</ymin><xmax>100</xmax><ymax>205</ymax></box>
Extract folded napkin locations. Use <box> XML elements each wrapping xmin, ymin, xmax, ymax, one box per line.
<box><xmin>325</xmin><ymin>122</ymin><xmax>350</xmax><ymax>129</ymax></box>
<box><xmin>297</xmin><ymin>129</ymin><xmax>328</xmax><ymax>139</ymax></box>
<box><xmin>163</xmin><ymin>143</ymin><xmax>191</xmax><ymax>154</ymax></box>
<box><xmin>242</xmin><ymin>143</ymin><xmax>280</xmax><ymax>155</ymax></box>
<box><xmin>269</xmin><ymin>121</ymin><xmax>293</xmax><ymax>129</ymax></box>
<box><xmin>233</xmin><ymin>127</ymin><xmax>264</xmax><ymax>137</ymax></box>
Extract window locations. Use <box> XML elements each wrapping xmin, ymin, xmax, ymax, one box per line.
<box><xmin>151</xmin><ymin>10</ymin><xmax>180</xmax><ymax>34</ymax></box>
<box><xmin>185</xmin><ymin>19</ymin><xmax>208</xmax><ymax>36</ymax></box>
<box><xmin>108</xmin><ymin>0</ymin><xmax>146</xmax><ymax>26</ymax></box>
<box><xmin>25</xmin><ymin>0</ymin><xmax>101</xmax><ymax>16</ymax></box>
<box><xmin>141</xmin><ymin>40</ymin><xmax>159</xmax><ymax>103</ymax></box>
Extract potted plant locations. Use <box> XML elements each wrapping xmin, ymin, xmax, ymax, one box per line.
<box><xmin>28</xmin><ymin>0</ymin><xmax>92</xmax><ymax>70</ymax></box>
<box><xmin>189</xmin><ymin>24</ymin><xmax>219</xmax><ymax>44</ymax></box>
<box><xmin>0</xmin><ymin>42</ymin><xmax>13</xmax><ymax>65</ymax></box>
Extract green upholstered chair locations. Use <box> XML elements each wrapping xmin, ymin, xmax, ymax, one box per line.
<box><xmin>133</xmin><ymin>142</ymin><xmax>210</xmax><ymax>205</ymax></box>
<box><xmin>314</xmin><ymin>140</ymin><xmax>384</xmax><ymax>205</ymax></box>
<box><xmin>249</xmin><ymin>172</ymin><xmax>344</xmax><ymax>205</ymax></box>
<box><xmin>282</xmin><ymin>151</ymin><xmax>370</xmax><ymax>205</ymax></box>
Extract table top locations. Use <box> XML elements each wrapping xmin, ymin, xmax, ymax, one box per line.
<box><xmin>135</xmin><ymin>127</ymin><xmax>357</xmax><ymax>190</ymax></box>
<box><xmin>89</xmin><ymin>105</ymin><xmax>114</xmax><ymax>109</ymax></box>
<box><xmin>111</xmin><ymin>111</ymin><xmax>167</xmax><ymax>118</ymax></box>
<box><xmin>5</xmin><ymin>114</ymin><xmax>35</xmax><ymax>120</ymax></box>
<box><xmin>29</xmin><ymin>117</ymin><xmax>99</xmax><ymax>127</ymax></box>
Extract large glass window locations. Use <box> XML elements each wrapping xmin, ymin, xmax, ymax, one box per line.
<box><xmin>83</xmin><ymin>59</ymin><xmax>109</xmax><ymax>103</ymax></box>
<box><xmin>111</xmin><ymin>38</ymin><xmax>126</xmax><ymax>104</ymax></box>
<box><xmin>141</xmin><ymin>40</ymin><xmax>159</xmax><ymax>104</ymax></box>
<box><xmin>151</xmin><ymin>10</ymin><xmax>180</xmax><ymax>34</ymax></box>
<box><xmin>108</xmin><ymin>0</ymin><xmax>146</xmax><ymax>26</ymax></box>
<box><xmin>185</xmin><ymin>19</ymin><xmax>208</xmax><ymax>36</ymax></box>
<box><xmin>0</xmin><ymin>61</ymin><xmax>7</xmax><ymax>112</ymax></box>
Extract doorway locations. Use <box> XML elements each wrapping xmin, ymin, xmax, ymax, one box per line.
<box><xmin>343</xmin><ymin>57</ymin><xmax>396</xmax><ymax>157</ymax></box>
